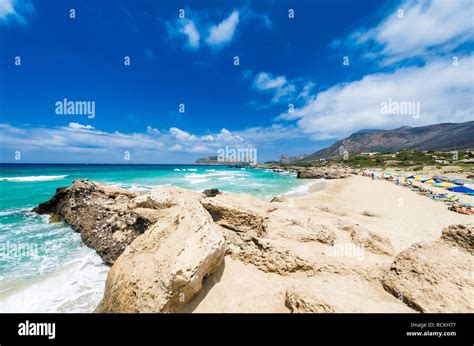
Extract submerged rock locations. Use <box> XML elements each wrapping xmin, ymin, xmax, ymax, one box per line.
<box><xmin>202</xmin><ymin>188</ymin><xmax>221</xmax><ymax>197</ymax></box>
<box><xmin>48</xmin><ymin>214</ymin><xmax>61</xmax><ymax>224</ymax></box>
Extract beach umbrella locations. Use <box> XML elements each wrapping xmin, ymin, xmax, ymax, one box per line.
<box><xmin>407</xmin><ymin>175</ymin><xmax>415</xmax><ymax>179</ymax></box>
<box><xmin>424</xmin><ymin>179</ymin><xmax>436</xmax><ymax>184</ymax></box>
<box><xmin>433</xmin><ymin>175</ymin><xmax>449</xmax><ymax>181</ymax></box>
<box><xmin>439</xmin><ymin>182</ymin><xmax>457</xmax><ymax>188</ymax></box>
<box><xmin>448</xmin><ymin>186</ymin><xmax>474</xmax><ymax>194</ymax></box>
<box><xmin>453</xmin><ymin>178</ymin><xmax>473</xmax><ymax>185</ymax></box>
<box><xmin>414</xmin><ymin>176</ymin><xmax>423</xmax><ymax>181</ymax></box>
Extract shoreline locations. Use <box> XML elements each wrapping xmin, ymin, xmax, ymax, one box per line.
<box><xmin>1</xmin><ymin>165</ymin><xmax>472</xmax><ymax>313</ymax></box>
<box><xmin>27</xmin><ymin>171</ymin><xmax>474</xmax><ymax>313</ymax></box>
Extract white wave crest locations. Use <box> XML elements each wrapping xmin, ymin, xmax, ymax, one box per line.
<box><xmin>0</xmin><ymin>175</ymin><xmax>68</xmax><ymax>182</ymax></box>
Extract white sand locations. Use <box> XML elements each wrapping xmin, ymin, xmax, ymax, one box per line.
<box><xmin>186</xmin><ymin>175</ymin><xmax>472</xmax><ymax>312</ymax></box>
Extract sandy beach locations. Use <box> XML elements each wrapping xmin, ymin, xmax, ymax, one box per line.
<box><xmin>184</xmin><ymin>175</ymin><xmax>473</xmax><ymax>312</ymax></box>
<box><xmin>30</xmin><ymin>174</ymin><xmax>473</xmax><ymax>313</ymax></box>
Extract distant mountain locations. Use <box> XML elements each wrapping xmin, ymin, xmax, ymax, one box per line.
<box><xmin>303</xmin><ymin>121</ymin><xmax>474</xmax><ymax>161</ymax></box>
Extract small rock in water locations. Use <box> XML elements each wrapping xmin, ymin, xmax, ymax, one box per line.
<box><xmin>48</xmin><ymin>214</ymin><xmax>61</xmax><ymax>223</ymax></box>
<box><xmin>270</xmin><ymin>195</ymin><xmax>286</xmax><ymax>203</ymax></box>
<box><xmin>203</xmin><ymin>188</ymin><xmax>221</xmax><ymax>197</ymax></box>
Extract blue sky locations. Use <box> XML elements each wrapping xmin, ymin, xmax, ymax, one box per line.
<box><xmin>0</xmin><ymin>0</ymin><xmax>473</xmax><ymax>163</ymax></box>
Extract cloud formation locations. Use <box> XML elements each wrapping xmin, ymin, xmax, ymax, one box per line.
<box><xmin>270</xmin><ymin>0</ymin><xmax>474</xmax><ymax>140</ymax></box>
<box><xmin>206</xmin><ymin>11</ymin><xmax>239</xmax><ymax>47</ymax></box>
<box><xmin>0</xmin><ymin>122</ymin><xmax>256</xmax><ymax>163</ymax></box>
<box><xmin>278</xmin><ymin>55</ymin><xmax>474</xmax><ymax>140</ymax></box>
<box><xmin>166</xmin><ymin>8</ymin><xmax>270</xmax><ymax>50</ymax></box>
<box><xmin>341</xmin><ymin>0</ymin><xmax>474</xmax><ymax>65</ymax></box>
<box><xmin>253</xmin><ymin>72</ymin><xmax>296</xmax><ymax>103</ymax></box>
<box><xmin>0</xmin><ymin>0</ymin><xmax>35</xmax><ymax>26</ymax></box>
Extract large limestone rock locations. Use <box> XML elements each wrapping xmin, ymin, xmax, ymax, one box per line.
<box><xmin>201</xmin><ymin>192</ymin><xmax>336</xmax><ymax>246</ymax></box>
<box><xmin>382</xmin><ymin>224</ymin><xmax>474</xmax><ymax>312</ymax></box>
<box><xmin>285</xmin><ymin>277</ymin><xmax>413</xmax><ymax>313</ymax></box>
<box><xmin>97</xmin><ymin>199</ymin><xmax>226</xmax><ymax>312</ymax></box>
<box><xmin>224</xmin><ymin>231</ymin><xmax>315</xmax><ymax>275</ymax></box>
<box><xmin>128</xmin><ymin>186</ymin><xmax>203</xmax><ymax>210</ymax></box>
<box><xmin>201</xmin><ymin>193</ymin><xmax>269</xmax><ymax>236</ymax></box>
<box><xmin>33</xmin><ymin>181</ymin><xmax>206</xmax><ymax>265</ymax></box>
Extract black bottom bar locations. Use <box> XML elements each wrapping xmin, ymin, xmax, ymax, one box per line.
<box><xmin>1</xmin><ymin>313</ymin><xmax>472</xmax><ymax>345</ymax></box>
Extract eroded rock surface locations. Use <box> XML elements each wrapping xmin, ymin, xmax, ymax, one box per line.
<box><xmin>33</xmin><ymin>180</ymin><xmax>473</xmax><ymax>314</ymax></box>
<box><xmin>33</xmin><ymin>180</ymin><xmax>148</xmax><ymax>264</ymax></box>
<box><xmin>296</xmin><ymin>167</ymin><xmax>352</xmax><ymax>179</ymax></box>
<box><xmin>201</xmin><ymin>194</ymin><xmax>269</xmax><ymax>237</ymax></box>
<box><xmin>350</xmin><ymin>226</ymin><xmax>394</xmax><ymax>256</ymax></box>
<box><xmin>382</xmin><ymin>224</ymin><xmax>474</xmax><ymax>312</ymax></box>
<box><xmin>97</xmin><ymin>199</ymin><xmax>226</xmax><ymax>312</ymax></box>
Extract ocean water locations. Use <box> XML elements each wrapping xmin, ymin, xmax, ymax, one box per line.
<box><xmin>0</xmin><ymin>164</ymin><xmax>315</xmax><ymax>312</ymax></box>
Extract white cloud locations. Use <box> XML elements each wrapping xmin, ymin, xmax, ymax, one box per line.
<box><xmin>348</xmin><ymin>0</ymin><xmax>474</xmax><ymax>64</ymax></box>
<box><xmin>254</xmin><ymin>72</ymin><xmax>287</xmax><ymax>90</ymax></box>
<box><xmin>206</xmin><ymin>11</ymin><xmax>240</xmax><ymax>47</ymax></box>
<box><xmin>166</xmin><ymin>8</ymin><xmax>270</xmax><ymax>50</ymax></box>
<box><xmin>252</xmin><ymin>72</ymin><xmax>296</xmax><ymax>103</ymax></box>
<box><xmin>167</xmin><ymin>18</ymin><xmax>201</xmax><ymax>49</ymax></box>
<box><xmin>180</xmin><ymin>20</ymin><xmax>200</xmax><ymax>48</ymax></box>
<box><xmin>0</xmin><ymin>0</ymin><xmax>34</xmax><ymax>26</ymax></box>
<box><xmin>0</xmin><ymin>122</ymin><xmax>314</xmax><ymax>163</ymax></box>
<box><xmin>0</xmin><ymin>0</ymin><xmax>15</xmax><ymax>19</ymax></box>
<box><xmin>278</xmin><ymin>55</ymin><xmax>474</xmax><ymax>140</ymax></box>
<box><xmin>0</xmin><ymin>123</ymin><xmax>250</xmax><ymax>155</ymax></box>
<box><xmin>146</xmin><ymin>126</ymin><xmax>160</xmax><ymax>136</ymax></box>
<box><xmin>265</xmin><ymin>0</ymin><xmax>474</xmax><ymax>141</ymax></box>
<box><xmin>68</xmin><ymin>122</ymin><xmax>95</xmax><ymax>131</ymax></box>
<box><xmin>169</xmin><ymin>127</ymin><xmax>198</xmax><ymax>141</ymax></box>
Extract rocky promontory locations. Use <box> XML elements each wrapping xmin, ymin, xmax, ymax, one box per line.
<box><xmin>256</xmin><ymin>164</ymin><xmax>355</xmax><ymax>179</ymax></box>
<box><xmin>33</xmin><ymin>179</ymin><xmax>474</xmax><ymax>313</ymax></box>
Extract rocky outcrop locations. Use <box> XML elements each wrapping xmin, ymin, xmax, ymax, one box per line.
<box><xmin>224</xmin><ymin>230</ymin><xmax>315</xmax><ymax>275</ymax></box>
<box><xmin>296</xmin><ymin>167</ymin><xmax>352</xmax><ymax>179</ymax></box>
<box><xmin>440</xmin><ymin>224</ymin><xmax>473</xmax><ymax>254</ymax></box>
<box><xmin>201</xmin><ymin>194</ymin><xmax>269</xmax><ymax>237</ymax></box>
<box><xmin>33</xmin><ymin>179</ymin><xmax>148</xmax><ymax>264</ymax></box>
<box><xmin>285</xmin><ymin>285</ymin><xmax>335</xmax><ymax>312</ymax></box>
<box><xmin>382</xmin><ymin>224</ymin><xmax>474</xmax><ymax>312</ymax></box>
<box><xmin>202</xmin><ymin>188</ymin><xmax>221</xmax><ymax>197</ymax></box>
<box><xmin>256</xmin><ymin>164</ymin><xmax>353</xmax><ymax>179</ymax></box>
<box><xmin>32</xmin><ymin>179</ymin><xmax>473</xmax><ymax>314</ymax></box>
<box><xmin>97</xmin><ymin>199</ymin><xmax>225</xmax><ymax>312</ymax></box>
<box><xmin>350</xmin><ymin>227</ymin><xmax>394</xmax><ymax>256</ymax></box>
<box><xmin>285</xmin><ymin>278</ymin><xmax>413</xmax><ymax>313</ymax></box>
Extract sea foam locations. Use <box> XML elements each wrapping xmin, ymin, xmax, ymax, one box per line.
<box><xmin>0</xmin><ymin>175</ymin><xmax>68</xmax><ymax>182</ymax></box>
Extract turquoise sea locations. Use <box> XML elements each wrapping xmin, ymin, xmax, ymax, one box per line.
<box><xmin>0</xmin><ymin>164</ymin><xmax>315</xmax><ymax>312</ymax></box>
